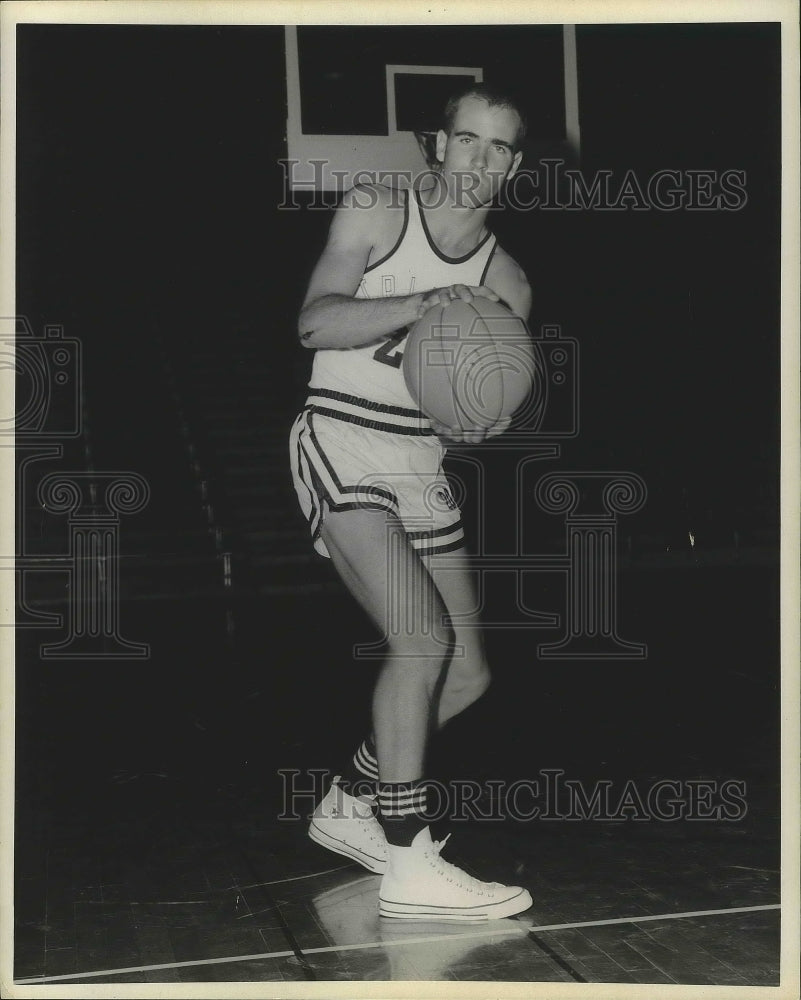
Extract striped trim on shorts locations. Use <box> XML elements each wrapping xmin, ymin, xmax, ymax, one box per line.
<box><xmin>289</xmin><ymin>395</ymin><xmax>464</xmax><ymax>560</ymax></box>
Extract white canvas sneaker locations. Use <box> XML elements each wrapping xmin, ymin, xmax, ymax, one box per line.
<box><xmin>308</xmin><ymin>776</ymin><xmax>388</xmax><ymax>874</ymax></box>
<box><xmin>379</xmin><ymin>826</ymin><xmax>533</xmax><ymax>921</ymax></box>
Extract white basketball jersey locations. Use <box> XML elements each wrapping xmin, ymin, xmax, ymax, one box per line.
<box><xmin>308</xmin><ymin>188</ymin><xmax>498</xmax><ymax>419</ymax></box>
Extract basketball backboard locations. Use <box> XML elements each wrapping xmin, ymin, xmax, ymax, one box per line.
<box><xmin>285</xmin><ymin>24</ymin><xmax>579</xmax><ymax>192</ymax></box>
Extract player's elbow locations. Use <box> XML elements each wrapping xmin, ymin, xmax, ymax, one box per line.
<box><xmin>297</xmin><ymin>327</ymin><xmax>316</xmax><ymax>348</ymax></box>
<box><xmin>297</xmin><ymin>302</ymin><xmax>320</xmax><ymax>348</ymax></box>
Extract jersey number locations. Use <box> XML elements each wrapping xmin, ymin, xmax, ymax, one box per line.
<box><xmin>372</xmin><ymin>328</ymin><xmax>409</xmax><ymax>369</ymax></box>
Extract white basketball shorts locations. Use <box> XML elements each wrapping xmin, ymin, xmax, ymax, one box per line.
<box><xmin>289</xmin><ymin>392</ymin><xmax>464</xmax><ymax>559</ymax></box>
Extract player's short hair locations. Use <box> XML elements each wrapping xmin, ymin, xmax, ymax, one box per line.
<box><xmin>442</xmin><ymin>83</ymin><xmax>528</xmax><ymax>150</ymax></box>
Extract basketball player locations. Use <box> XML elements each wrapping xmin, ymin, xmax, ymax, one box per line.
<box><xmin>290</xmin><ymin>85</ymin><xmax>533</xmax><ymax>920</ymax></box>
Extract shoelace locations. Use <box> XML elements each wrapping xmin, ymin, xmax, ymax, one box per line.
<box><xmin>427</xmin><ymin>834</ymin><xmax>495</xmax><ymax>893</ymax></box>
<box><xmin>433</xmin><ymin>833</ymin><xmax>452</xmax><ymax>853</ymax></box>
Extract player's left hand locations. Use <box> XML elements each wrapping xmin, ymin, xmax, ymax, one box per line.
<box><xmin>431</xmin><ymin>416</ymin><xmax>512</xmax><ymax>444</ymax></box>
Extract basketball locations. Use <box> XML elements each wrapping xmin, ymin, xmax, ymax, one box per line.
<box><xmin>403</xmin><ymin>296</ymin><xmax>536</xmax><ymax>432</ymax></box>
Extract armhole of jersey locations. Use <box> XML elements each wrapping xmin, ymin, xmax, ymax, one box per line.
<box><xmin>364</xmin><ymin>189</ymin><xmax>409</xmax><ymax>273</ymax></box>
<box><xmin>479</xmin><ymin>239</ymin><xmax>499</xmax><ymax>285</ymax></box>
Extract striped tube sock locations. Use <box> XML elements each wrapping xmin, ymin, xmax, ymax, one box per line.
<box><xmin>338</xmin><ymin>736</ymin><xmax>379</xmax><ymax>797</ymax></box>
<box><xmin>377</xmin><ymin>780</ymin><xmax>430</xmax><ymax>846</ymax></box>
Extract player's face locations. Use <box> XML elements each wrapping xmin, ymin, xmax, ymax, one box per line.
<box><xmin>435</xmin><ymin>96</ymin><xmax>523</xmax><ymax>207</ymax></box>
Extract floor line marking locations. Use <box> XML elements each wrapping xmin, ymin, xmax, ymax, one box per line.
<box><xmin>15</xmin><ymin>902</ymin><xmax>780</xmax><ymax>985</ymax></box>
<box><xmin>526</xmin><ymin>902</ymin><xmax>780</xmax><ymax>932</ymax></box>
<box><xmin>15</xmin><ymin>928</ymin><xmax>525</xmax><ymax>984</ymax></box>
<box><xmin>235</xmin><ymin>864</ymin><xmax>354</xmax><ymax>889</ymax></box>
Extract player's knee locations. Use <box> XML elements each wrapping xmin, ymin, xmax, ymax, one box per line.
<box><xmin>389</xmin><ymin>627</ymin><xmax>454</xmax><ymax>667</ymax></box>
<box><xmin>386</xmin><ymin>620</ymin><xmax>455</xmax><ymax>666</ymax></box>
<box><xmin>448</xmin><ymin>654</ymin><xmax>491</xmax><ymax>697</ymax></box>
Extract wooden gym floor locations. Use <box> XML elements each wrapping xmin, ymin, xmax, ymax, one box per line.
<box><xmin>13</xmin><ymin>565</ymin><xmax>782</xmax><ymax>988</ymax></box>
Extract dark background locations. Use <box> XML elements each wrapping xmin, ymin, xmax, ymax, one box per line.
<box><xmin>16</xmin><ymin>21</ymin><xmax>780</xmax><ymax>548</ymax></box>
<box><xmin>14</xmin><ymin>22</ymin><xmax>781</xmax><ymax>817</ymax></box>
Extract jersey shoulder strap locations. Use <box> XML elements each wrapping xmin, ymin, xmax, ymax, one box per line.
<box><xmin>363</xmin><ymin>188</ymin><xmax>411</xmax><ymax>275</ymax></box>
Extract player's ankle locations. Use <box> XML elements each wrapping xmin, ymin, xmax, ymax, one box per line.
<box><xmin>378</xmin><ymin>779</ymin><xmax>432</xmax><ymax>846</ymax></box>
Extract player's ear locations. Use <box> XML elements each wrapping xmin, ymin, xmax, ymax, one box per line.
<box><xmin>508</xmin><ymin>149</ymin><xmax>523</xmax><ymax>179</ymax></box>
<box><xmin>435</xmin><ymin>129</ymin><xmax>448</xmax><ymax>163</ymax></box>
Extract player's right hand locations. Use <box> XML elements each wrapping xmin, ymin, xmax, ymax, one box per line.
<box><xmin>416</xmin><ymin>284</ymin><xmax>499</xmax><ymax>318</ymax></box>
<box><xmin>431</xmin><ymin>416</ymin><xmax>512</xmax><ymax>445</ymax></box>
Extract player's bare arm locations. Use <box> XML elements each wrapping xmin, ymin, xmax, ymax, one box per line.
<box><xmin>484</xmin><ymin>245</ymin><xmax>532</xmax><ymax>321</ymax></box>
<box><xmin>298</xmin><ymin>186</ymin><xmax>417</xmax><ymax>348</ymax></box>
<box><xmin>298</xmin><ymin>185</ymin><xmax>499</xmax><ymax>349</ymax></box>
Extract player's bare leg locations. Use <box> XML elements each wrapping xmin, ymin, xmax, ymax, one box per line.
<box><xmin>308</xmin><ymin>507</ymin><xmax>450</xmax><ymax>872</ymax></box>
<box><xmin>425</xmin><ymin>547</ymin><xmax>491</xmax><ymax>728</ymax></box>
<box><xmin>320</xmin><ymin>508</ymin><xmax>453</xmax><ymax>783</ymax></box>
<box><xmin>312</xmin><ymin>506</ymin><xmax>532</xmax><ymax>921</ymax></box>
